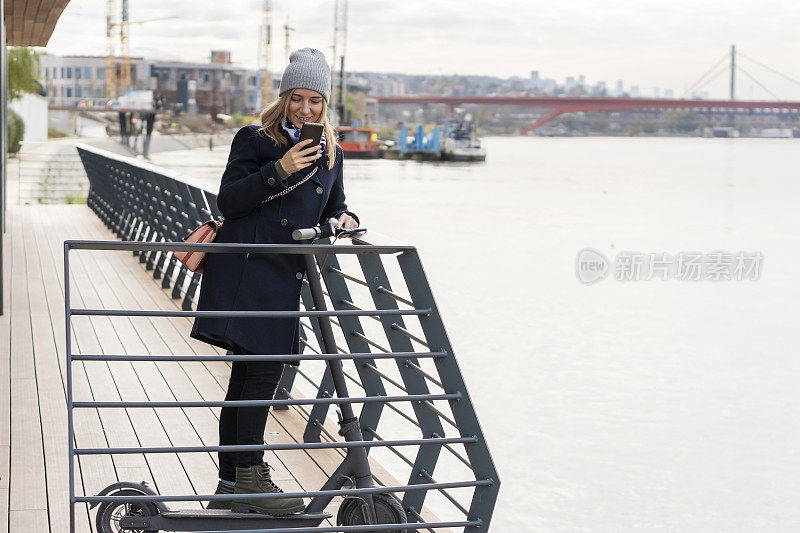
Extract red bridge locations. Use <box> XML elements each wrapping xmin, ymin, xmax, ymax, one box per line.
<box><xmin>375</xmin><ymin>96</ymin><xmax>800</xmax><ymax>133</ymax></box>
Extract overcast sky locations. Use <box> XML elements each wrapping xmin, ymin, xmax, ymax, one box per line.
<box><xmin>43</xmin><ymin>0</ymin><xmax>800</xmax><ymax>100</ymax></box>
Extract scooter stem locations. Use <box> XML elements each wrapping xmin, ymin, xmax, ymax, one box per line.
<box><xmin>301</xmin><ymin>250</ymin><xmax>376</xmax><ymax>518</ymax></box>
<box><xmin>302</xmin><ymin>253</ymin><xmax>359</xmax><ymax>425</ymax></box>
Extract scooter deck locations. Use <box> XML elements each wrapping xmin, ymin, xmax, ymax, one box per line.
<box><xmin>120</xmin><ymin>509</ymin><xmax>332</xmax><ymax>531</ymax></box>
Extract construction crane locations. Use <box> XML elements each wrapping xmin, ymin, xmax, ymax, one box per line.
<box><xmin>105</xmin><ymin>0</ymin><xmax>117</xmax><ymax>100</ymax></box>
<box><xmin>104</xmin><ymin>0</ymin><xmax>176</xmax><ymax>100</ymax></box>
<box><xmin>283</xmin><ymin>16</ymin><xmax>295</xmax><ymax>65</ymax></box>
<box><xmin>255</xmin><ymin>0</ymin><xmax>274</xmax><ymax>111</ymax></box>
<box><xmin>331</xmin><ymin>0</ymin><xmax>348</xmax><ymax>123</ymax></box>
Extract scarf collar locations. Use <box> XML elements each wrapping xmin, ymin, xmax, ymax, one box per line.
<box><xmin>282</xmin><ymin>119</ymin><xmax>327</xmax><ymax>151</ymax></box>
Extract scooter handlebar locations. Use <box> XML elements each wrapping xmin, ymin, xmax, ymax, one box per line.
<box><xmin>292</xmin><ymin>227</ymin><xmax>322</xmax><ymax>241</ymax></box>
<box><xmin>293</xmin><ymin>218</ymin><xmax>365</xmax><ymax>242</ymax></box>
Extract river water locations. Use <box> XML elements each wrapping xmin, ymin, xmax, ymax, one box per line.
<box><xmin>149</xmin><ymin>136</ymin><xmax>800</xmax><ymax>532</ymax></box>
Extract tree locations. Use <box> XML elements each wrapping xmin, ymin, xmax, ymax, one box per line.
<box><xmin>474</xmin><ymin>105</ymin><xmax>492</xmax><ymax>129</ymax></box>
<box><xmin>665</xmin><ymin>110</ymin><xmax>701</xmax><ymax>134</ymax></box>
<box><xmin>589</xmin><ymin>113</ymin><xmax>610</xmax><ymax>134</ymax></box>
<box><xmin>344</xmin><ymin>92</ymin><xmax>366</xmax><ymax>125</ymax></box>
<box><xmin>8</xmin><ymin>47</ymin><xmax>41</xmax><ymax>101</ymax></box>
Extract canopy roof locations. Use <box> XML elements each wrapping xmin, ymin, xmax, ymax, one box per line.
<box><xmin>4</xmin><ymin>0</ymin><xmax>70</xmax><ymax>46</ymax></box>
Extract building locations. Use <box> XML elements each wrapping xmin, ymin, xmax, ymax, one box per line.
<box><xmin>38</xmin><ymin>51</ymin><xmax>269</xmax><ymax>114</ymax></box>
<box><xmin>363</xmin><ymin>73</ymin><xmax>406</xmax><ymax>96</ymax></box>
<box><xmin>149</xmin><ymin>57</ymin><xmax>263</xmax><ymax>115</ymax></box>
<box><xmin>38</xmin><ymin>53</ymin><xmax>148</xmax><ymax>106</ymax></box>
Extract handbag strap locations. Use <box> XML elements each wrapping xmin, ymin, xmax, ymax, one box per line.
<box><xmin>261</xmin><ymin>166</ymin><xmax>318</xmax><ymax>205</ymax></box>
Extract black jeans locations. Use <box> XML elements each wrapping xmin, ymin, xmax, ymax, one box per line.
<box><xmin>218</xmin><ymin>344</ymin><xmax>285</xmax><ymax>482</ymax></box>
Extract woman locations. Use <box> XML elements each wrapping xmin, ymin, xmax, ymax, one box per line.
<box><xmin>190</xmin><ymin>47</ymin><xmax>359</xmax><ymax>515</ymax></box>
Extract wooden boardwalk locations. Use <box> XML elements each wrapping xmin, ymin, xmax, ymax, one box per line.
<box><xmin>0</xmin><ymin>204</ymin><xmax>430</xmax><ymax>532</ymax></box>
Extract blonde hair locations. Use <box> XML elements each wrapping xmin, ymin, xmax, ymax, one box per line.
<box><xmin>257</xmin><ymin>90</ymin><xmax>338</xmax><ymax>170</ymax></box>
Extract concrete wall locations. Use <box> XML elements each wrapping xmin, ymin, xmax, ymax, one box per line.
<box><xmin>48</xmin><ymin>109</ymin><xmax>79</xmax><ymax>135</ymax></box>
<box><xmin>9</xmin><ymin>93</ymin><xmax>48</xmax><ymax>142</ymax></box>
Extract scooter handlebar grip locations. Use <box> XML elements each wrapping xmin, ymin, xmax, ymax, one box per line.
<box><xmin>292</xmin><ymin>227</ymin><xmax>321</xmax><ymax>241</ymax></box>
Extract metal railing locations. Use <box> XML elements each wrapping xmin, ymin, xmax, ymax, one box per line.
<box><xmin>71</xmin><ymin>144</ymin><xmax>499</xmax><ymax>531</ymax></box>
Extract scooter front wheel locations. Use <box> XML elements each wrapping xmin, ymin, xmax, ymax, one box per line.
<box><xmin>95</xmin><ymin>488</ymin><xmax>159</xmax><ymax>533</ymax></box>
<box><xmin>337</xmin><ymin>493</ymin><xmax>407</xmax><ymax>532</ymax></box>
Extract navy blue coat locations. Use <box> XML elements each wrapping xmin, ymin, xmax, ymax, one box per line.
<box><xmin>190</xmin><ymin>124</ymin><xmax>358</xmax><ymax>363</ymax></box>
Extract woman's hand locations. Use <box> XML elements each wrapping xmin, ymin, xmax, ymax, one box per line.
<box><xmin>337</xmin><ymin>213</ymin><xmax>358</xmax><ymax>230</ymax></box>
<box><xmin>279</xmin><ymin>138</ymin><xmax>321</xmax><ymax>174</ymax></box>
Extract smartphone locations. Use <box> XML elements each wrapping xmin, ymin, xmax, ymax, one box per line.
<box><xmin>298</xmin><ymin>122</ymin><xmax>324</xmax><ymax>149</ymax></box>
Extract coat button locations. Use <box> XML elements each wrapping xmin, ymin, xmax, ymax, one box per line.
<box><xmin>280</xmin><ymin>218</ymin><xmax>288</xmax><ymax>226</ymax></box>
<box><xmin>295</xmin><ymin>272</ymin><xmax>303</xmax><ymax>280</ymax></box>
<box><xmin>267</xmin><ymin>177</ymin><xmax>275</xmax><ymax>185</ymax></box>
<box><xmin>316</xmin><ymin>186</ymin><xmax>323</xmax><ymax>194</ymax></box>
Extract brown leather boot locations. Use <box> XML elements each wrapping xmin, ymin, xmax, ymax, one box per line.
<box><xmin>206</xmin><ymin>479</ymin><xmax>234</xmax><ymax>510</ymax></box>
<box><xmin>230</xmin><ymin>463</ymin><xmax>305</xmax><ymax>515</ymax></box>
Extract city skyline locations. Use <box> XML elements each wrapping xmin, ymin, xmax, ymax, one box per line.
<box><xmin>36</xmin><ymin>49</ymin><xmax>702</xmax><ymax>102</ymax></box>
<box><xmin>42</xmin><ymin>0</ymin><xmax>800</xmax><ymax>101</ymax></box>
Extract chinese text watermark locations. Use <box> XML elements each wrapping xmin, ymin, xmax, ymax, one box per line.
<box><xmin>576</xmin><ymin>248</ymin><xmax>763</xmax><ymax>284</ymax></box>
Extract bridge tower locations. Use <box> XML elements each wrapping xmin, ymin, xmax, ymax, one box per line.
<box><xmin>730</xmin><ymin>44</ymin><xmax>736</xmax><ymax>100</ymax></box>
<box><xmin>332</xmin><ymin>0</ymin><xmax>348</xmax><ymax>124</ymax></box>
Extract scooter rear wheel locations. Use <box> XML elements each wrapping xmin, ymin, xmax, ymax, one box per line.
<box><xmin>337</xmin><ymin>493</ymin><xmax>407</xmax><ymax>532</ymax></box>
<box><xmin>95</xmin><ymin>488</ymin><xmax>159</xmax><ymax>533</ymax></box>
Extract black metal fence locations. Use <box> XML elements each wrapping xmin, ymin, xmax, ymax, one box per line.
<box><xmin>72</xmin><ymin>143</ymin><xmax>500</xmax><ymax>531</ymax></box>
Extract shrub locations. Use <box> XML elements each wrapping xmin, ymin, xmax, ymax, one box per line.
<box><xmin>7</xmin><ymin>108</ymin><xmax>25</xmax><ymax>153</ymax></box>
<box><xmin>65</xmin><ymin>191</ymin><xmax>88</xmax><ymax>204</ymax></box>
<box><xmin>228</xmin><ymin>113</ymin><xmax>259</xmax><ymax>128</ymax></box>
<box><xmin>48</xmin><ymin>126</ymin><xmax>68</xmax><ymax>138</ymax></box>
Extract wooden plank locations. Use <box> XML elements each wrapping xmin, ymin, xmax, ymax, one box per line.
<box><xmin>8</xmin><ymin>1</ymin><xmax>24</xmax><ymax>48</ymax></box>
<box><xmin>39</xmin><ymin>2</ymin><xmax>68</xmax><ymax>47</ymax></box>
<box><xmin>39</xmin><ymin>206</ymin><xmax>199</xmax><ymax>510</ymax></box>
<box><xmin>0</xmin><ymin>201</ymin><xmax>14</xmax><ymax>533</ymax></box>
<box><xmin>86</xmin><ymin>221</ymin><xmax>341</xmax><ymax>505</ymax></box>
<box><xmin>0</xmin><ymin>206</ymin><xmax>13</xmax><ymax>533</ymax></box>
<box><xmin>0</xmin><ymin>489</ymin><xmax>7</xmax><ymax>533</ymax></box>
<box><xmin>28</xmin><ymin>204</ymin><xmax>122</xmax><ymax>532</ymax></box>
<box><xmin>90</xmin><ymin>223</ymin><xmax>330</xmax><ymax>493</ymax></box>
<box><xmin>24</xmin><ymin>205</ymin><xmax>84</xmax><ymax>532</ymax></box>
<box><xmin>8</xmin><ymin>207</ymin><xmax>48</xmax><ymax>516</ymax></box>
<box><xmin>66</xmin><ymin>212</ymin><xmax>215</xmax><ymax>495</ymax></box>
<box><xmin>19</xmin><ymin>204</ymin><xmax>95</xmax><ymax>532</ymax></box>
<box><xmin>54</xmin><ymin>206</ymin><xmax>226</xmax><ymax>504</ymax></box>
<box><xmin>83</xmin><ymin>214</ymin><xmax>299</xmax><ymax>498</ymax></box>
<box><xmin>73</xmin><ymin>208</ymin><xmax>312</xmax><ymax>491</ymax></box>
<box><xmin>10</xmin><ymin>204</ymin><xmax>99</xmax><ymax>531</ymax></box>
<box><xmin>8</xmin><ymin>509</ymin><xmax>49</xmax><ymax>532</ymax></box>
<box><xmin>19</xmin><ymin>0</ymin><xmax>36</xmax><ymax>45</ymax></box>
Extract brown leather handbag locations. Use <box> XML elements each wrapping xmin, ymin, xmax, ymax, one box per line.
<box><xmin>176</xmin><ymin>163</ymin><xmax>318</xmax><ymax>273</ymax></box>
<box><xmin>175</xmin><ymin>218</ymin><xmax>223</xmax><ymax>273</ymax></box>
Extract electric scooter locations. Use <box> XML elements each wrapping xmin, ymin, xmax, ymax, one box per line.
<box><xmin>93</xmin><ymin>219</ymin><xmax>407</xmax><ymax>532</ymax></box>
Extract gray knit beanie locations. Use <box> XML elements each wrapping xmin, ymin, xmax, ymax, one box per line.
<box><xmin>279</xmin><ymin>48</ymin><xmax>331</xmax><ymax>101</ymax></box>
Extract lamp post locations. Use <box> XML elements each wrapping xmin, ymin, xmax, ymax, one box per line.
<box><xmin>1</xmin><ymin>0</ymin><xmax>7</xmax><ymax>313</ymax></box>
